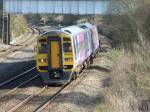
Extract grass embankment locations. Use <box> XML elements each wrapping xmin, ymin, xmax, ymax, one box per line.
<box><xmin>94</xmin><ymin>48</ymin><xmax>150</xmax><ymax>112</ymax></box>
<box><xmin>94</xmin><ymin>3</ymin><xmax>150</xmax><ymax>112</ymax></box>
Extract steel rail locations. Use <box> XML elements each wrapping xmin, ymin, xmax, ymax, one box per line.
<box><xmin>34</xmin><ymin>69</ymin><xmax>87</xmax><ymax>112</ymax></box>
<box><xmin>0</xmin><ymin>74</ymin><xmax>39</xmax><ymax>99</ymax></box>
<box><xmin>7</xmin><ymin>87</ymin><xmax>46</xmax><ymax>112</ymax></box>
<box><xmin>0</xmin><ymin>27</ymin><xmax>40</xmax><ymax>57</ymax></box>
<box><xmin>5</xmin><ymin>72</ymin><xmax>85</xmax><ymax>112</ymax></box>
<box><xmin>34</xmin><ymin>83</ymin><xmax>70</xmax><ymax>112</ymax></box>
<box><xmin>6</xmin><ymin>84</ymin><xmax>68</xmax><ymax>112</ymax></box>
<box><xmin>0</xmin><ymin>67</ymin><xmax>36</xmax><ymax>87</ymax></box>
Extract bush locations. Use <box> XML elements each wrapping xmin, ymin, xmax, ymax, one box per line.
<box><xmin>10</xmin><ymin>15</ymin><xmax>28</xmax><ymax>38</ymax></box>
<box><xmin>94</xmin><ymin>2</ymin><xmax>150</xmax><ymax>112</ymax></box>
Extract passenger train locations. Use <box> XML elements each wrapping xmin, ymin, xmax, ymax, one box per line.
<box><xmin>36</xmin><ymin>23</ymin><xmax>100</xmax><ymax>84</ymax></box>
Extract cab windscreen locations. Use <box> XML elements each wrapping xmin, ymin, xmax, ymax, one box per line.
<box><xmin>38</xmin><ymin>39</ymin><xmax>47</xmax><ymax>54</ymax></box>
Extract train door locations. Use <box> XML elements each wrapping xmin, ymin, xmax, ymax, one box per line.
<box><xmin>48</xmin><ymin>37</ymin><xmax>62</xmax><ymax>70</ymax></box>
<box><xmin>51</xmin><ymin>41</ymin><xmax>60</xmax><ymax>68</ymax></box>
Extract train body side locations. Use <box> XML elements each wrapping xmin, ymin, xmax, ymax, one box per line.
<box><xmin>70</xmin><ymin>23</ymin><xmax>99</xmax><ymax>67</ymax></box>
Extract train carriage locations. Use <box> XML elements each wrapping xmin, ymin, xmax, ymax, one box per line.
<box><xmin>36</xmin><ymin>23</ymin><xmax>99</xmax><ymax>84</ymax></box>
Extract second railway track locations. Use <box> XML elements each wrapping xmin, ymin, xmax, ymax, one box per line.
<box><xmin>0</xmin><ymin>27</ymin><xmax>40</xmax><ymax>58</ymax></box>
<box><xmin>0</xmin><ymin>75</ymin><xmax>42</xmax><ymax>112</ymax></box>
<box><xmin>0</xmin><ymin>67</ymin><xmax>38</xmax><ymax>98</ymax></box>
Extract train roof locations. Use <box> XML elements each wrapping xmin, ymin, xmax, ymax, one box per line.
<box><xmin>40</xmin><ymin>23</ymin><xmax>95</xmax><ymax>38</ymax></box>
<box><xmin>61</xmin><ymin>23</ymin><xmax>95</xmax><ymax>36</ymax></box>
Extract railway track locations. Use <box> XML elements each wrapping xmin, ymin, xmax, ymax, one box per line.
<box><xmin>35</xmin><ymin>70</ymin><xmax>88</xmax><ymax>112</ymax></box>
<box><xmin>0</xmin><ymin>31</ymin><xmax>111</xmax><ymax>112</ymax></box>
<box><xmin>0</xmin><ymin>26</ymin><xmax>41</xmax><ymax>112</ymax></box>
<box><xmin>0</xmin><ymin>65</ymin><xmax>42</xmax><ymax>112</ymax></box>
<box><xmin>3</xmin><ymin>67</ymin><xmax>89</xmax><ymax>112</ymax></box>
<box><xmin>0</xmin><ymin>67</ymin><xmax>38</xmax><ymax>98</ymax></box>
<box><xmin>0</xmin><ymin>75</ymin><xmax>42</xmax><ymax>112</ymax></box>
<box><xmin>0</xmin><ymin>67</ymin><xmax>36</xmax><ymax>87</ymax></box>
<box><xmin>0</xmin><ymin>60</ymin><xmax>90</xmax><ymax>112</ymax></box>
<box><xmin>0</xmin><ymin>27</ymin><xmax>40</xmax><ymax>58</ymax></box>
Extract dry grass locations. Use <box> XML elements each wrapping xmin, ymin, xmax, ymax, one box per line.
<box><xmin>94</xmin><ymin>3</ymin><xmax>150</xmax><ymax>112</ymax></box>
<box><xmin>10</xmin><ymin>15</ymin><xmax>28</xmax><ymax>38</ymax></box>
<box><xmin>94</xmin><ymin>44</ymin><xmax>150</xmax><ymax>112</ymax></box>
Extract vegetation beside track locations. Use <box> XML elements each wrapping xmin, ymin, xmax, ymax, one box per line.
<box><xmin>94</xmin><ymin>1</ymin><xmax>150</xmax><ymax>112</ymax></box>
<box><xmin>10</xmin><ymin>15</ymin><xmax>28</xmax><ymax>38</ymax></box>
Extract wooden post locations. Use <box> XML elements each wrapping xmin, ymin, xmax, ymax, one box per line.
<box><xmin>4</xmin><ymin>14</ymin><xmax>10</xmax><ymax>44</ymax></box>
<box><xmin>0</xmin><ymin>0</ymin><xmax>3</xmax><ymax>43</ymax></box>
<box><xmin>0</xmin><ymin>0</ymin><xmax>11</xmax><ymax>44</ymax></box>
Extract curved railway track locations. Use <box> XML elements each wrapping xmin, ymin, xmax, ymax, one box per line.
<box><xmin>4</xmin><ymin>67</ymin><xmax>90</xmax><ymax>112</ymax></box>
<box><xmin>0</xmin><ymin>27</ymin><xmax>40</xmax><ymax>58</ymax></box>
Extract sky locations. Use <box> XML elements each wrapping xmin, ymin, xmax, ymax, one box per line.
<box><xmin>4</xmin><ymin>0</ymin><xmax>111</xmax><ymax>14</ymax></box>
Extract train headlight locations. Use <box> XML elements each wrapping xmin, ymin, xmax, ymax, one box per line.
<box><xmin>41</xmin><ymin>59</ymin><xmax>44</xmax><ymax>62</ymax></box>
<box><xmin>38</xmin><ymin>59</ymin><xmax>47</xmax><ymax>62</ymax></box>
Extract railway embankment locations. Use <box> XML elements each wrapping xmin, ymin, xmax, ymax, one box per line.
<box><xmin>94</xmin><ymin>3</ymin><xmax>150</xmax><ymax>112</ymax></box>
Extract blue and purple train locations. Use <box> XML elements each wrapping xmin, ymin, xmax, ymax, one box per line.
<box><xmin>36</xmin><ymin>23</ymin><xmax>100</xmax><ymax>84</ymax></box>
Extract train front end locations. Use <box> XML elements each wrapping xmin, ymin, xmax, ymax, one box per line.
<box><xmin>36</xmin><ymin>31</ymin><xmax>74</xmax><ymax>84</ymax></box>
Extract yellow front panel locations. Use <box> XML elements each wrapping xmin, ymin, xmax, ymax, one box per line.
<box><xmin>51</xmin><ymin>41</ymin><xmax>60</xmax><ymax>68</ymax></box>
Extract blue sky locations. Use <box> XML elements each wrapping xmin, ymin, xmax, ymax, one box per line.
<box><xmin>4</xmin><ymin>0</ymin><xmax>110</xmax><ymax>14</ymax></box>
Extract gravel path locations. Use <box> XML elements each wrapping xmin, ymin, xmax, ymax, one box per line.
<box><xmin>42</xmin><ymin>52</ymin><xmax>112</xmax><ymax>112</ymax></box>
